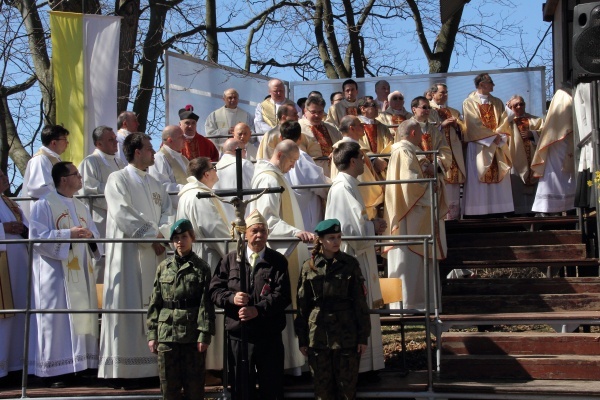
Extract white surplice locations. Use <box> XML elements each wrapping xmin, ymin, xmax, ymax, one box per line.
<box><xmin>248</xmin><ymin>160</ymin><xmax>307</xmax><ymax>371</ymax></box>
<box><xmin>285</xmin><ymin>150</ymin><xmax>330</xmax><ymax>233</ymax></box>
<box><xmin>78</xmin><ymin>149</ymin><xmax>125</xmax><ymax>283</ymax></box>
<box><xmin>30</xmin><ymin>193</ymin><xmax>102</xmax><ymax>377</ymax></box>
<box><xmin>463</xmin><ymin>94</ymin><xmax>514</xmax><ymax>215</ymax></box>
<box><xmin>532</xmin><ymin>136</ymin><xmax>576</xmax><ymax>213</ymax></box>
<box><xmin>116</xmin><ymin>129</ymin><xmax>133</xmax><ymax>165</ymax></box>
<box><xmin>177</xmin><ymin>177</ymin><xmax>231</xmax><ymax>370</ymax></box>
<box><xmin>205</xmin><ymin>106</ymin><xmax>255</xmax><ymax>151</ymax></box>
<box><xmin>20</xmin><ymin>146</ymin><xmax>61</xmax><ymax>218</ymax></box>
<box><xmin>98</xmin><ymin>165</ymin><xmax>174</xmax><ymax>379</ymax></box>
<box><xmin>148</xmin><ymin>146</ymin><xmax>189</xmax><ymax>209</ymax></box>
<box><xmin>213</xmin><ymin>153</ymin><xmax>255</xmax><ymax>225</ymax></box>
<box><xmin>0</xmin><ymin>200</ymin><xmax>29</xmax><ymax>377</ymax></box>
<box><xmin>324</xmin><ymin>172</ymin><xmax>385</xmax><ymax>373</ymax></box>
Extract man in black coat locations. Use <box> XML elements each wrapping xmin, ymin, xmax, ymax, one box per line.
<box><xmin>209</xmin><ymin>210</ymin><xmax>291</xmax><ymax>400</ymax></box>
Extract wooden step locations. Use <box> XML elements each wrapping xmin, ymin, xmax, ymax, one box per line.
<box><xmin>441</xmin><ymin>293</ymin><xmax>600</xmax><ymax>314</ymax></box>
<box><xmin>446</xmin><ymin>230</ymin><xmax>583</xmax><ymax>248</ymax></box>
<box><xmin>442</xmin><ymin>278</ymin><xmax>600</xmax><ymax>296</ymax></box>
<box><xmin>445</xmin><ymin>216</ymin><xmax>579</xmax><ymax>234</ymax></box>
<box><xmin>441</xmin><ymin>332</ymin><xmax>600</xmax><ymax>356</ymax></box>
<box><xmin>440</xmin><ymin>258</ymin><xmax>599</xmax><ymax>269</ymax></box>
<box><xmin>445</xmin><ymin>244</ymin><xmax>586</xmax><ymax>262</ymax></box>
<box><xmin>440</xmin><ymin>354</ymin><xmax>600</xmax><ymax>380</ymax></box>
<box><xmin>438</xmin><ymin>310</ymin><xmax>600</xmax><ymax>322</ymax></box>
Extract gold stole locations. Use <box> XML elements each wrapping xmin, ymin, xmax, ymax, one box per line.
<box><xmin>0</xmin><ymin>196</ymin><xmax>23</xmax><ymax>318</ymax></box>
<box><xmin>34</xmin><ymin>148</ymin><xmax>60</xmax><ymax>165</ymax></box>
<box><xmin>46</xmin><ymin>192</ymin><xmax>97</xmax><ymax>335</ymax></box>
<box><xmin>159</xmin><ymin>147</ymin><xmax>189</xmax><ymax>184</ymax></box>
<box><xmin>309</xmin><ymin>124</ymin><xmax>334</xmax><ymax>157</ymax></box>
<box><xmin>478</xmin><ymin>103</ymin><xmax>501</xmax><ymax>183</ymax></box>
<box><xmin>261</xmin><ymin>99</ymin><xmax>295</xmax><ymax>128</ymax></box>
<box><xmin>436</xmin><ymin>108</ymin><xmax>460</xmax><ymax>184</ymax></box>
<box><xmin>262</xmin><ymin>170</ymin><xmax>301</xmax><ymax>308</ymax></box>
<box><xmin>514</xmin><ymin>117</ymin><xmax>535</xmax><ymax>185</ymax></box>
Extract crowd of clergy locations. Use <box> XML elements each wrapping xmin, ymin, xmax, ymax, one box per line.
<box><xmin>0</xmin><ymin>72</ymin><xmax>580</xmax><ymax>392</ymax></box>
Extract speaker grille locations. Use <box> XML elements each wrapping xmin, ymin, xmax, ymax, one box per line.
<box><xmin>573</xmin><ymin>4</ymin><xmax>600</xmax><ymax>82</ymax></box>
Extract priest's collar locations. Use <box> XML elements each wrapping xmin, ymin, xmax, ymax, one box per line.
<box><xmin>41</xmin><ymin>146</ymin><xmax>61</xmax><ymax>158</ymax></box>
<box><xmin>341</xmin><ymin>136</ymin><xmax>359</xmax><ymax>144</ymax></box>
<box><xmin>162</xmin><ymin>144</ymin><xmax>183</xmax><ymax>156</ymax></box>
<box><xmin>358</xmin><ymin>115</ymin><xmax>375</xmax><ymax>124</ymax></box>
<box><xmin>56</xmin><ymin>190</ymin><xmax>74</xmax><ymax>200</ymax></box>
<box><xmin>96</xmin><ymin>148</ymin><xmax>116</xmax><ymax>160</ymax></box>
<box><xmin>126</xmin><ymin>164</ymin><xmax>148</xmax><ymax>177</ymax></box>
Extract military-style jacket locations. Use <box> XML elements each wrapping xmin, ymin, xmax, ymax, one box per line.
<box><xmin>209</xmin><ymin>248</ymin><xmax>291</xmax><ymax>339</ymax></box>
<box><xmin>295</xmin><ymin>251</ymin><xmax>371</xmax><ymax>349</ymax></box>
<box><xmin>147</xmin><ymin>252</ymin><xmax>215</xmax><ymax>344</ymax></box>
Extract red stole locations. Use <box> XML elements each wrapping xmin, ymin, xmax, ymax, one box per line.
<box><xmin>391</xmin><ymin>114</ymin><xmax>407</xmax><ymax>125</ymax></box>
<box><xmin>310</xmin><ymin>124</ymin><xmax>334</xmax><ymax>156</ymax></box>
<box><xmin>363</xmin><ymin>124</ymin><xmax>378</xmax><ymax>153</ymax></box>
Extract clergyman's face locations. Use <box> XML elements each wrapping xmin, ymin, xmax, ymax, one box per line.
<box><xmin>224</xmin><ymin>90</ymin><xmax>239</xmax><ymax>109</ymax></box>
<box><xmin>343</xmin><ymin>84</ymin><xmax>358</xmax><ymax>102</ymax></box>
<box><xmin>97</xmin><ymin>129</ymin><xmax>118</xmax><ymax>155</ymax></box>
<box><xmin>432</xmin><ymin>85</ymin><xmax>448</xmax><ymax>105</ymax></box>
<box><xmin>305</xmin><ymin>103</ymin><xmax>325</xmax><ymax>125</ymax></box>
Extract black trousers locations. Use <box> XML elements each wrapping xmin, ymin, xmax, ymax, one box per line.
<box><xmin>228</xmin><ymin>333</ymin><xmax>284</xmax><ymax>400</ymax></box>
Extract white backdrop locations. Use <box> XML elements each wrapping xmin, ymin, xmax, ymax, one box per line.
<box><xmin>166</xmin><ymin>52</ymin><xmax>274</xmax><ymax>133</ymax></box>
<box><xmin>290</xmin><ymin>67</ymin><xmax>547</xmax><ymax>117</ymax></box>
<box><xmin>165</xmin><ymin>52</ymin><xmax>546</xmax><ymax>130</ymax></box>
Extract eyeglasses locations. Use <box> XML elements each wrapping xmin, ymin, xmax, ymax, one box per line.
<box><xmin>63</xmin><ymin>172</ymin><xmax>81</xmax><ymax>178</ymax></box>
<box><xmin>415</xmin><ymin>106</ymin><xmax>431</xmax><ymax>110</ymax></box>
<box><xmin>362</xmin><ymin>103</ymin><xmax>377</xmax><ymax>108</ymax></box>
<box><xmin>512</xmin><ymin>102</ymin><xmax>525</xmax><ymax>107</ymax></box>
<box><xmin>391</xmin><ymin>97</ymin><xmax>404</xmax><ymax>101</ymax></box>
<box><xmin>482</xmin><ymin>80</ymin><xmax>495</xmax><ymax>85</ymax></box>
<box><xmin>306</xmin><ymin>108</ymin><xmax>324</xmax><ymax>115</ymax></box>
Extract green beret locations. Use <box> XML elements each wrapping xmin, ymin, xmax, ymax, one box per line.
<box><xmin>314</xmin><ymin>219</ymin><xmax>341</xmax><ymax>236</ymax></box>
<box><xmin>170</xmin><ymin>219</ymin><xmax>194</xmax><ymax>240</ymax></box>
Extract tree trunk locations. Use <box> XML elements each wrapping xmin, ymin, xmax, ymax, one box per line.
<box><xmin>322</xmin><ymin>0</ymin><xmax>349</xmax><ymax>78</ymax></box>
<box><xmin>1</xmin><ymin>95</ymin><xmax>30</xmax><ymax>176</ymax></box>
<box><xmin>13</xmin><ymin>0</ymin><xmax>54</xmax><ymax>124</ymax></box>
<box><xmin>205</xmin><ymin>0</ymin><xmax>218</xmax><ymax>63</ymax></box>
<box><xmin>341</xmin><ymin>0</ymin><xmax>363</xmax><ymax>77</ymax></box>
<box><xmin>116</xmin><ymin>0</ymin><xmax>141</xmax><ymax>114</ymax></box>
<box><xmin>429</xmin><ymin>3</ymin><xmax>464</xmax><ymax>73</ymax></box>
<box><xmin>133</xmin><ymin>0</ymin><xmax>170</xmax><ymax>132</ymax></box>
<box><xmin>313</xmin><ymin>0</ymin><xmax>339</xmax><ymax>79</ymax></box>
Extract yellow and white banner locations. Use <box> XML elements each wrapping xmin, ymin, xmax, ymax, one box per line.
<box><xmin>50</xmin><ymin>12</ymin><xmax>120</xmax><ymax>166</ymax></box>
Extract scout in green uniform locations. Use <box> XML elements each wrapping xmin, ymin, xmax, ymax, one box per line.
<box><xmin>295</xmin><ymin>219</ymin><xmax>371</xmax><ymax>400</ymax></box>
<box><xmin>147</xmin><ymin>219</ymin><xmax>216</xmax><ymax>400</ymax></box>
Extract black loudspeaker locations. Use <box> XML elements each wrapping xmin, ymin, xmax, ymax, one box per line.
<box><xmin>573</xmin><ymin>2</ymin><xmax>600</xmax><ymax>83</ymax></box>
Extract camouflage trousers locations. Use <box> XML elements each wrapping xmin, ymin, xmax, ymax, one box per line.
<box><xmin>157</xmin><ymin>342</ymin><xmax>206</xmax><ymax>400</ymax></box>
<box><xmin>308</xmin><ymin>347</ymin><xmax>360</xmax><ymax>400</ymax></box>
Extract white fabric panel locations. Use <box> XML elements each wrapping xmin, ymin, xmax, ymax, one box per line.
<box><xmin>165</xmin><ymin>52</ymin><xmax>272</xmax><ymax>134</ymax></box>
<box><xmin>84</xmin><ymin>15</ymin><xmax>120</xmax><ymax>156</ymax></box>
<box><xmin>291</xmin><ymin>67</ymin><xmax>547</xmax><ymax>118</ymax></box>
